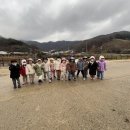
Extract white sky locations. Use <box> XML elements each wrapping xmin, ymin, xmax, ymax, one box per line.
<box><xmin>0</xmin><ymin>0</ymin><xmax>130</xmax><ymax>42</ymax></box>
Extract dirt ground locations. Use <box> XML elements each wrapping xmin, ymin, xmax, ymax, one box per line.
<box><xmin>0</xmin><ymin>60</ymin><xmax>130</xmax><ymax>130</ymax></box>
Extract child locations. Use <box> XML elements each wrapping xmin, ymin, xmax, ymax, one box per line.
<box><xmin>83</xmin><ymin>56</ymin><xmax>89</xmax><ymax>80</ymax></box>
<box><xmin>43</xmin><ymin>58</ymin><xmax>50</xmax><ymax>81</ymax></box>
<box><xmin>76</xmin><ymin>58</ymin><xmax>84</xmax><ymax>79</ymax></box>
<box><xmin>34</xmin><ymin>59</ymin><xmax>44</xmax><ymax>83</ymax></box>
<box><xmin>55</xmin><ymin>57</ymin><xmax>61</xmax><ymax>80</ymax></box>
<box><xmin>66</xmin><ymin>57</ymin><xmax>77</xmax><ymax>81</ymax></box>
<box><xmin>60</xmin><ymin>58</ymin><xmax>67</xmax><ymax>80</ymax></box>
<box><xmin>27</xmin><ymin>58</ymin><xmax>35</xmax><ymax>84</ymax></box>
<box><xmin>20</xmin><ymin>59</ymin><xmax>28</xmax><ymax>85</ymax></box>
<box><xmin>9</xmin><ymin>60</ymin><xmax>21</xmax><ymax>89</ymax></box>
<box><xmin>49</xmin><ymin>58</ymin><xmax>55</xmax><ymax>83</ymax></box>
<box><xmin>97</xmin><ymin>56</ymin><xmax>107</xmax><ymax>80</ymax></box>
<box><xmin>88</xmin><ymin>56</ymin><xmax>98</xmax><ymax>80</ymax></box>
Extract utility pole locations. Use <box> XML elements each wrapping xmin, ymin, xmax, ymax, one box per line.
<box><xmin>100</xmin><ymin>46</ymin><xmax>103</xmax><ymax>54</ymax></box>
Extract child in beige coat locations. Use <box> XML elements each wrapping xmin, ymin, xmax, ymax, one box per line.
<box><xmin>27</xmin><ymin>58</ymin><xmax>35</xmax><ymax>84</ymax></box>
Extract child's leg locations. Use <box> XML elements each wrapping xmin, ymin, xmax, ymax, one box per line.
<box><xmin>58</xmin><ymin>70</ymin><xmax>61</xmax><ymax>80</ymax></box>
<box><xmin>29</xmin><ymin>74</ymin><xmax>34</xmax><ymax>84</ymax></box>
<box><xmin>83</xmin><ymin>70</ymin><xmax>86</xmax><ymax>80</ymax></box>
<box><xmin>68</xmin><ymin>72</ymin><xmax>71</xmax><ymax>80</ymax></box>
<box><xmin>48</xmin><ymin>71</ymin><xmax>52</xmax><ymax>83</ymax></box>
<box><xmin>101</xmin><ymin>72</ymin><xmax>104</xmax><ymax>80</ymax></box>
<box><xmin>97</xmin><ymin>71</ymin><xmax>100</xmax><ymax>79</ymax></box>
<box><xmin>81</xmin><ymin>70</ymin><xmax>84</xmax><ymax>78</ymax></box>
<box><xmin>63</xmin><ymin>71</ymin><xmax>66</xmax><ymax>80</ymax></box>
<box><xmin>53</xmin><ymin>70</ymin><xmax>56</xmax><ymax>78</ymax></box>
<box><xmin>56</xmin><ymin>70</ymin><xmax>60</xmax><ymax>80</ymax></box>
<box><xmin>43</xmin><ymin>72</ymin><xmax>47</xmax><ymax>80</ymax></box>
<box><xmin>90</xmin><ymin>75</ymin><xmax>95</xmax><ymax>80</ymax></box>
<box><xmin>52</xmin><ymin>71</ymin><xmax>55</xmax><ymax>80</ymax></box>
<box><xmin>61</xmin><ymin>71</ymin><xmax>63</xmax><ymax>80</ymax></box>
<box><xmin>12</xmin><ymin>78</ymin><xmax>17</xmax><ymax>89</ymax></box>
<box><xmin>25</xmin><ymin>75</ymin><xmax>28</xmax><ymax>84</ymax></box>
<box><xmin>22</xmin><ymin>76</ymin><xmax>25</xmax><ymax>85</ymax></box>
<box><xmin>32</xmin><ymin>74</ymin><xmax>35</xmax><ymax>83</ymax></box>
<box><xmin>77</xmin><ymin>70</ymin><xmax>80</xmax><ymax>77</ymax></box>
<box><xmin>72</xmin><ymin>72</ymin><xmax>76</xmax><ymax>80</ymax></box>
<box><xmin>46</xmin><ymin>72</ymin><xmax>49</xmax><ymax>80</ymax></box>
<box><xmin>84</xmin><ymin>70</ymin><xmax>88</xmax><ymax>79</ymax></box>
<box><xmin>38</xmin><ymin>75</ymin><xmax>43</xmax><ymax>83</ymax></box>
<box><xmin>16</xmin><ymin>78</ymin><xmax>21</xmax><ymax>88</ymax></box>
<box><xmin>29</xmin><ymin>74</ymin><xmax>32</xmax><ymax>83</ymax></box>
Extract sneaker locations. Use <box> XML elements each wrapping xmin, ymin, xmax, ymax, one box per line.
<box><xmin>18</xmin><ymin>86</ymin><xmax>21</xmax><ymax>88</ymax></box>
<box><xmin>49</xmin><ymin>80</ymin><xmax>52</xmax><ymax>83</ymax></box>
<box><xmin>38</xmin><ymin>80</ymin><xmax>43</xmax><ymax>83</ymax></box>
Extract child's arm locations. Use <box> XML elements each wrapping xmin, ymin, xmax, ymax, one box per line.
<box><xmin>9</xmin><ymin>65</ymin><xmax>12</xmax><ymax>71</ymax></box>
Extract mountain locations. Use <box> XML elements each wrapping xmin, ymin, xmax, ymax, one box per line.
<box><xmin>1</xmin><ymin>31</ymin><xmax>130</xmax><ymax>54</ymax></box>
<box><xmin>0</xmin><ymin>37</ymin><xmax>38</xmax><ymax>52</ymax></box>
<box><xmin>75</xmin><ymin>31</ymin><xmax>130</xmax><ymax>53</ymax></box>
<box><xmin>25</xmin><ymin>40</ymin><xmax>80</xmax><ymax>51</ymax></box>
<box><xmin>25</xmin><ymin>31</ymin><xmax>130</xmax><ymax>53</ymax></box>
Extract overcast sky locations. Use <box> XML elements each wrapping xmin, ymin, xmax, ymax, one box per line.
<box><xmin>0</xmin><ymin>0</ymin><xmax>130</xmax><ymax>42</ymax></box>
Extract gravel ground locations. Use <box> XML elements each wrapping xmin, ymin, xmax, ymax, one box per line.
<box><xmin>0</xmin><ymin>60</ymin><xmax>130</xmax><ymax>130</ymax></box>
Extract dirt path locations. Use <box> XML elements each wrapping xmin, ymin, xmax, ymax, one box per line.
<box><xmin>0</xmin><ymin>60</ymin><xmax>130</xmax><ymax>130</ymax></box>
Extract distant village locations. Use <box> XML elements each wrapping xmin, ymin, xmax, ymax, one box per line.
<box><xmin>0</xmin><ymin>50</ymin><xmax>86</xmax><ymax>57</ymax></box>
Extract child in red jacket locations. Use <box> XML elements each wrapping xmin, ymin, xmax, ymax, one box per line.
<box><xmin>20</xmin><ymin>59</ymin><xmax>28</xmax><ymax>85</ymax></box>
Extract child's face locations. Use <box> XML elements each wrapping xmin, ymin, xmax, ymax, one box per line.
<box><xmin>23</xmin><ymin>61</ymin><xmax>27</xmax><ymax>65</ymax></box>
<box><xmin>79</xmin><ymin>58</ymin><xmax>82</xmax><ymax>61</ymax></box>
<box><xmin>57</xmin><ymin>58</ymin><xmax>61</xmax><ymax>61</ymax></box>
<box><xmin>38</xmin><ymin>60</ymin><xmax>42</xmax><ymax>64</ymax></box>
<box><xmin>29</xmin><ymin>60</ymin><xmax>33</xmax><ymax>64</ymax></box>
<box><xmin>62</xmin><ymin>60</ymin><xmax>66</xmax><ymax>63</ymax></box>
<box><xmin>84</xmin><ymin>59</ymin><xmax>87</xmax><ymax>62</ymax></box>
<box><xmin>90</xmin><ymin>58</ymin><xmax>94</xmax><ymax>62</ymax></box>
<box><xmin>12</xmin><ymin>62</ymin><xmax>17</xmax><ymax>66</ymax></box>
<box><xmin>44</xmin><ymin>60</ymin><xmax>48</xmax><ymax>63</ymax></box>
<box><xmin>100</xmin><ymin>58</ymin><xmax>105</xmax><ymax>62</ymax></box>
<box><xmin>50</xmin><ymin>60</ymin><xmax>53</xmax><ymax>63</ymax></box>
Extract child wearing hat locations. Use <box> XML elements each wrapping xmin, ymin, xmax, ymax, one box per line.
<box><xmin>34</xmin><ymin>59</ymin><xmax>44</xmax><ymax>83</ymax></box>
<box><xmin>60</xmin><ymin>58</ymin><xmax>67</xmax><ymax>80</ymax></box>
<box><xmin>66</xmin><ymin>57</ymin><xmax>77</xmax><ymax>81</ymax></box>
<box><xmin>97</xmin><ymin>56</ymin><xmax>107</xmax><ymax>80</ymax></box>
<box><xmin>26</xmin><ymin>58</ymin><xmax>35</xmax><ymax>84</ymax></box>
<box><xmin>76</xmin><ymin>57</ymin><xmax>84</xmax><ymax>79</ymax></box>
<box><xmin>9</xmin><ymin>60</ymin><xmax>21</xmax><ymax>89</ymax></box>
<box><xmin>43</xmin><ymin>58</ymin><xmax>50</xmax><ymax>82</ymax></box>
<box><xmin>83</xmin><ymin>56</ymin><xmax>89</xmax><ymax>80</ymax></box>
<box><xmin>88</xmin><ymin>56</ymin><xmax>98</xmax><ymax>80</ymax></box>
<box><xmin>48</xmin><ymin>58</ymin><xmax>55</xmax><ymax>83</ymax></box>
<box><xmin>20</xmin><ymin>59</ymin><xmax>28</xmax><ymax>85</ymax></box>
<box><xmin>55</xmin><ymin>57</ymin><xmax>61</xmax><ymax>80</ymax></box>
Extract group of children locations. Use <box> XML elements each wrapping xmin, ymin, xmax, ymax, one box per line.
<box><xmin>9</xmin><ymin>56</ymin><xmax>107</xmax><ymax>89</ymax></box>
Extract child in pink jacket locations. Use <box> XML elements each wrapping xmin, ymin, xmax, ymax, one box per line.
<box><xmin>60</xmin><ymin>58</ymin><xmax>67</xmax><ymax>80</ymax></box>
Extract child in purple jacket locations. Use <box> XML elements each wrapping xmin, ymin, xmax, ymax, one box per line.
<box><xmin>97</xmin><ymin>56</ymin><xmax>107</xmax><ymax>80</ymax></box>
